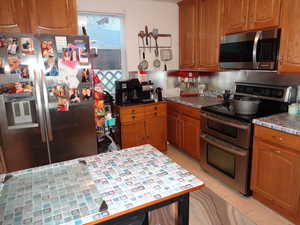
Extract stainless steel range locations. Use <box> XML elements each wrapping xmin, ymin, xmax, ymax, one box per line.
<box><xmin>200</xmin><ymin>82</ymin><xmax>297</xmax><ymax>195</ymax></box>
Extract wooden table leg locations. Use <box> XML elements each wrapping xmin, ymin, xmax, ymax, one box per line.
<box><xmin>177</xmin><ymin>193</ymin><xmax>189</xmax><ymax>225</ymax></box>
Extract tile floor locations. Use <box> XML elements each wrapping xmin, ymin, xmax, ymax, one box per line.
<box><xmin>165</xmin><ymin>144</ymin><xmax>295</xmax><ymax>225</ymax></box>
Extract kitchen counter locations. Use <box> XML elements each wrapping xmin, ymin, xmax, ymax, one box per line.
<box><xmin>253</xmin><ymin>113</ymin><xmax>300</xmax><ymax>136</ymax></box>
<box><xmin>166</xmin><ymin>96</ymin><xmax>222</xmax><ymax>109</ymax></box>
<box><xmin>0</xmin><ymin>144</ymin><xmax>204</xmax><ymax>225</ymax></box>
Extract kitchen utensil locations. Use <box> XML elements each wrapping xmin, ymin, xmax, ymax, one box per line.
<box><xmin>139</xmin><ymin>52</ymin><xmax>148</xmax><ymax>71</ymax></box>
<box><xmin>152</xmin><ymin>29</ymin><xmax>159</xmax><ymax>57</ymax></box>
<box><xmin>145</xmin><ymin>26</ymin><xmax>149</xmax><ymax>46</ymax></box>
<box><xmin>153</xmin><ymin>59</ymin><xmax>161</xmax><ymax>68</ymax></box>
<box><xmin>160</xmin><ymin>49</ymin><xmax>173</xmax><ymax>71</ymax></box>
<box><xmin>233</xmin><ymin>97</ymin><xmax>261</xmax><ymax>115</ymax></box>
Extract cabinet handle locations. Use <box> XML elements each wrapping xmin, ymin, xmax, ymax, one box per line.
<box><xmin>132</xmin><ymin>116</ymin><xmax>136</xmax><ymax>120</ymax></box>
<box><xmin>132</xmin><ymin>110</ymin><xmax>136</xmax><ymax>113</ymax></box>
<box><xmin>272</xmin><ymin>136</ymin><xmax>283</xmax><ymax>141</ymax></box>
<box><xmin>154</xmin><ymin>112</ymin><xmax>158</xmax><ymax>116</ymax></box>
<box><xmin>274</xmin><ymin>150</ymin><xmax>281</xmax><ymax>154</ymax></box>
<box><xmin>154</xmin><ymin>107</ymin><xmax>158</xmax><ymax>110</ymax></box>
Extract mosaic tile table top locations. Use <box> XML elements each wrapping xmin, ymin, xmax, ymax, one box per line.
<box><xmin>253</xmin><ymin>113</ymin><xmax>300</xmax><ymax>136</ymax></box>
<box><xmin>166</xmin><ymin>96</ymin><xmax>222</xmax><ymax>109</ymax></box>
<box><xmin>0</xmin><ymin>144</ymin><xmax>204</xmax><ymax>225</ymax></box>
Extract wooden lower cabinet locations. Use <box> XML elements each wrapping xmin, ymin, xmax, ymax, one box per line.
<box><xmin>182</xmin><ymin>115</ymin><xmax>201</xmax><ymax>160</ymax></box>
<box><xmin>121</xmin><ymin>121</ymin><xmax>146</xmax><ymax>149</ymax></box>
<box><xmin>251</xmin><ymin>125</ymin><xmax>300</xmax><ymax>224</ymax></box>
<box><xmin>167</xmin><ymin>101</ymin><xmax>201</xmax><ymax>160</ymax></box>
<box><xmin>118</xmin><ymin>102</ymin><xmax>167</xmax><ymax>152</ymax></box>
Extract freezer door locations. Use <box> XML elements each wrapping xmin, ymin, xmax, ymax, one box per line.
<box><xmin>0</xmin><ymin>73</ymin><xmax>50</xmax><ymax>172</ymax></box>
<box><xmin>41</xmin><ymin>75</ymin><xmax>97</xmax><ymax>163</ymax></box>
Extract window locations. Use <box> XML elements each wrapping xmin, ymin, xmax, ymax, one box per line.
<box><xmin>78</xmin><ymin>13</ymin><xmax>126</xmax><ymax>94</ymax></box>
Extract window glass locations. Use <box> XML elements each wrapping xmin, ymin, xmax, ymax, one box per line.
<box><xmin>78</xmin><ymin>13</ymin><xmax>125</xmax><ymax>93</ymax></box>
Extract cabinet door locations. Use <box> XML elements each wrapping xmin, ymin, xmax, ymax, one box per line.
<box><xmin>178</xmin><ymin>0</ymin><xmax>197</xmax><ymax>69</ymax></box>
<box><xmin>181</xmin><ymin>114</ymin><xmax>201</xmax><ymax>160</ymax></box>
<box><xmin>251</xmin><ymin>139</ymin><xmax>300</xmax><ymax>216</ymax></box>
<box><xmin>167</xmin><ymin>110</ymin><xmax>179</xmax><ymax>147</ymax></box>
<box><xmin>197</xmin><ymin>0</ymin><xmax>222</xmax><ymax>70</ymax></box>
<box><xmin>121</xmin><ymin>121</ymin><xmax>146</xmax><ymax>149</ymax></box>
<box><xmin>29</xmin><ymin>0</ymin><xmax>78</xmax><ymax>35</ymax></box>
<box><xmin>0</xmin><ymin>0</ymin><xmax>29</xmax><ymax>33</ymax></box>
<box><xmin>248</xmin><ymin>0</ymin><xmax>281</xmax><ymax>30</ymax></box>
<box><xmin>146</xmin><ymin>116</ymin><xmax>167</xmax><ymax>152</ymax></box>
<box><xmin>223</xmin><ymin>0</ymin><xmax>249</xmax><ymax>34</ymax></box>
<box><xmin>278</xmin><ymin>0</ymin><xmax>300</xmax><ymax>74</ymax></box>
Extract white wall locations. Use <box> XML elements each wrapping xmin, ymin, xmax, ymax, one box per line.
<box><xmin>77</xmin><ymin>0</ymin><xmax>179</xmax><ymax>72</ymax></box>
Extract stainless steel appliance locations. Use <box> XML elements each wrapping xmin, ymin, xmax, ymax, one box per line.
<box><xmin>115</xmin><ymin>79</ymin><xmax>142</xmax><ymax>106</ymax></box>
<box><xmin>140</xmin><ymin>81</ymin><xmax>155</xmax><ymax>104</ymax></box>
<box><xmin>0</xmin><ymin>33</ymin><xmax>97</xmax><ymax>172</ymax></box>
<box><xmin>200</xmin><ymin>82</ymin><xmax>297</xmax><ymax>195</ymax></box>
<box><xmin>220</xmin><ymin>29</ymin><xmax>280</xmax><ymax>70</ymax></box>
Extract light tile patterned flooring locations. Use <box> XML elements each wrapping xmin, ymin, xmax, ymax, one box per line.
<box><xmin>166</xmin><ymin>144</ymin><xmax>295</xmax><ymax>225</ymax></box>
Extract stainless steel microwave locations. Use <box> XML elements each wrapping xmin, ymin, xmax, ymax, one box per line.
<box><xmin>219</xmin><ymin>29</ymin><xmax>280</xmax><ymax>70</ymax></box>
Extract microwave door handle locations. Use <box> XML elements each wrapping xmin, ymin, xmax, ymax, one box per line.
<box><xmin>253</xmin><ymin>31</ymin><xmax>262</xmax><ymax>69</ymax></box>
<box><xmin>201</xmin><ymin>113</ymin><xmax>250</xmax><ymax>130</ymax></box>
<box><xmin>34</xmin><ymin>70</ymin><xmax>47</xmax><ymax>143</ymax></box>
<box><xmin>200</xmin><ymin>134</ymin><xmax>248</xmax><ymax>157</ymax></box>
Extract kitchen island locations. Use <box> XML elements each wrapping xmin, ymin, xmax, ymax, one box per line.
<box><xmin>0</xmin><ymin>144</ymin><xmax>204</xmax><ymax>225</ymax></box>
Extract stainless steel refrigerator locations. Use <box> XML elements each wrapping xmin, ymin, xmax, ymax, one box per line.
<box><xmin>0</xmin><ymin>33</ymin><xmax>97</xmax><ymax>172</ymax></box>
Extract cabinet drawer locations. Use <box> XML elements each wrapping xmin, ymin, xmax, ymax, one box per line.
<box><xmin>120</xmin><ymin>107</ymin><xmax>144</xmax><ymax>115</ymax></box>
<box><xmin>120</xmin><ymin>113</ymin><xmax>144</xmax><ymax>123</ymax></box>
<box><xmin>254</xmin><ymin>125</ymin><xmax>300</xmax><ymax>153</ymax></box>
<box><xmin>145</xmin><ymin>110</ymin><xmax>166</xmax><ymax>119</ymax></box>
<box><xmin>145</xmin><ymin>104</ymin><xmax>166</xmax><ymax>113</ymax></box>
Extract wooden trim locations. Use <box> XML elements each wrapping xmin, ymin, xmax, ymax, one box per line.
<box><xmin>85</xmin><ymin>184</ymin><xmax>205</xmax><ymax>225</ymax></box>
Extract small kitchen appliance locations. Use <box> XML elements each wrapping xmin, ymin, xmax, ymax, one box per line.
<box><xmin>115</xmin><ymin>79</ymin><xmax>142</xmax><ymax>106</ymax></box>
<box><xmin>140</xmin><ymin>80</ymin><xmax>155</xmax><ymax>104</ymax></box>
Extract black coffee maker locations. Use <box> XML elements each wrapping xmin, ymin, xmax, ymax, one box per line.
<box><xmin>115</xmin><ymin>79</ymin><xmax>142</xmax><ymax>106</ymax></box>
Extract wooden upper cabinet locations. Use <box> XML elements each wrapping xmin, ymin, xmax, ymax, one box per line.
<box><xmin>223</xmin><ymin>0</ymin><xmax>249</xmax><ymax>34</ymax></box>
<box><xmin>248</xmin><ymin>0</ymin><xmax>281</xmax><ymax>30</ymax></box>
<box><xmin>278</xmin><ymin>0</ymin><xmax>300</xmax><ymax>74</ymax></box>
<box><xmin>29</xmin><ymin>0</ymin><xmax>78</xmax><ymax>35</ymax></box>
<box><xmin>197</xmin><ymin>0</ymin><xmax>222</xmax><ymax>70</ymax></box>
<box><xmin>178</xmin><ymin>0</ymin><xmax>197</xmax><ymax>69</ymax></box>
<box><xmin>0</xmin><ymin>0</ymin><xmax>29</xmax><ymax>33</ymax></box>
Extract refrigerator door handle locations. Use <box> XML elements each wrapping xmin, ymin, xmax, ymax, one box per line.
<box><xmin>41</xmin><ymin>72</ymin><xmax>53</xmax><ymax>142</ymax></box>
<box><xmin>34</xmin><ymin>71</ymin><xmax>47</xmax><ymax>143</ymax></box>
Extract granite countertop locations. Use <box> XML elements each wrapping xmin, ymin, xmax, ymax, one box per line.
<box><xmin>166</xmin><ymin>96</ymin><xmax>222</xmax><ymax>109</ymax></box>
<box><xmin>253</xmin><ymin>113</ymin><xmax>300</xmax><ymax>136</ymax></box>
<box><xmin>0</xmin><ymin>144</ymin><xmax>204</xmax><ymax>225</ymax></box>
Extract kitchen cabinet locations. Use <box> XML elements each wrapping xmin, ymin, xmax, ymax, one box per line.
<box><xmin>167</xmin><ymin>101</ymin><xmax>201</xmax><ymax>160</ymax></box>
<box><xmin>0</xmin><ymin>0</ymin><xmax>77</xmax><ymax>35</ymax></box>
<box><xmin>178</xmin><ymin>0</ymin><xmax>197</xmax><ymax>69</ymax></box>
<box><xmin>181</xmin><ymin>114</ymin><xmax>201</xmax><ymax>160</ymax></box>
<box><xmin>223</xmin><ymin>0</ymin><xmax>281</xmax><ymax>34</ymax></box>
<box><xmin>197</xmin><ymin>0</ymin><xmax>222</xmax><ymax>70</ymax></box>
<box><xmin>178</xmin><ymin>0</ymin><xmax>222</xmax><ymax>70</ymax></box>
<box><xmin>278</xmin><ymin>0</ymin><xmax>300</xmax><ymax>74</ymax></box>
<box><xmin>118</xmin><ymin>102</ymin><xmax>167</xmax><ymax>152</ymax></box>
<box><xmin>28</xmin><ymin>0</ymin><xmax>78</xmax><ymax>35</ymax></box>
<box><xmin>0</xmin><ymin>0</ymin><xmax>30</xmax><ymax>33</ymax></box>
<box><xmin>251</xmin><ymin>125</ymin><xmax>300</xmax><ymax>224</ymax></box>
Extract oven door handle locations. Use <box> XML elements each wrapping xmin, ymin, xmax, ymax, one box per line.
<box><xmin>253</xmin><ymin>31</ymin><xmax>262</xmax><ymax>69</ymax></box>
<box><xmin>200</xmin><ymin>133</ymin><xmax>248</xmax><ymax>157</ymax></box>
<box><xmin>201</xmin><ymin>113</ymin><xmax>250</xmax><ymax>130</ymax></box>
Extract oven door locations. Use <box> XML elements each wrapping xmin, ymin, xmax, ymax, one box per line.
<box><xmin>200</xmin><ymin>133</ymin><xmax>250</xmax><ymax>195</ymax></box>
<box><xmin>201</xmin><ymin>112</ymin><xmax>251</xmax><ymax>149</ymax></box>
